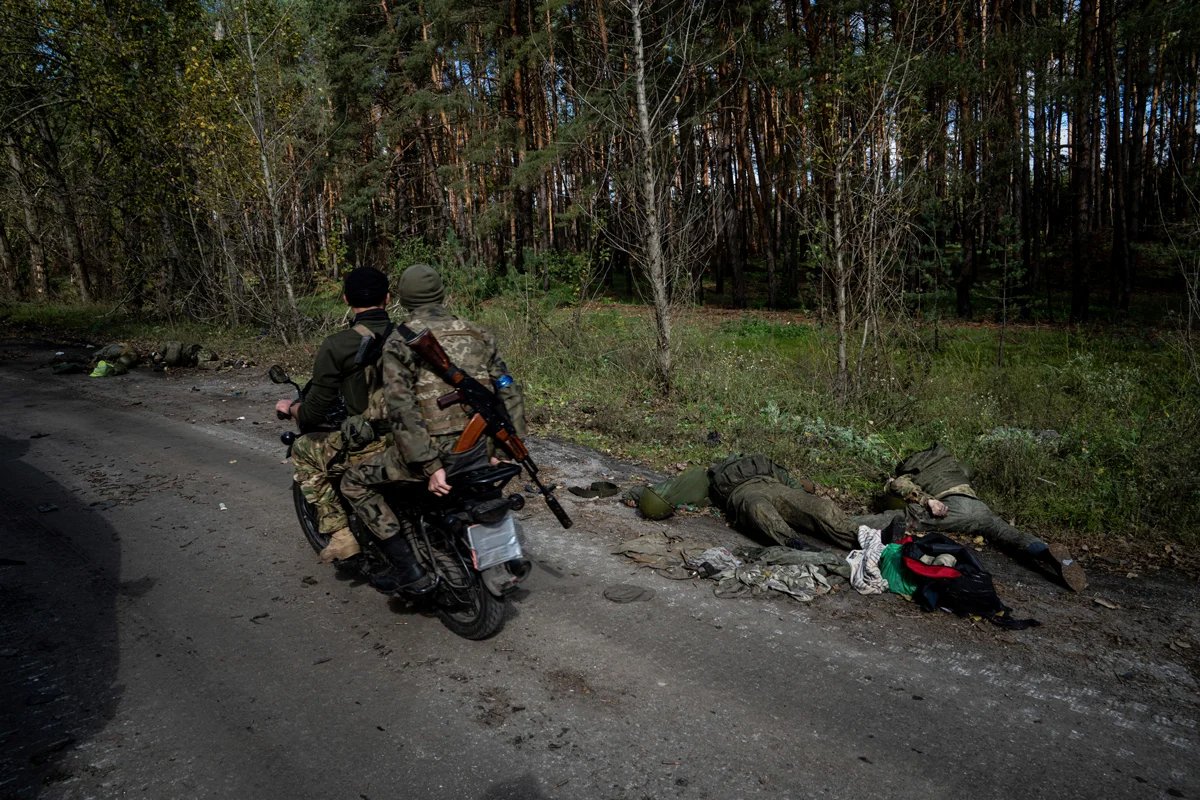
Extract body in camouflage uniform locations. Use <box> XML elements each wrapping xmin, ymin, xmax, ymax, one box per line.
<box><xmin>275</xmin><ymin>269</ymin><xmax>393</xmax><ymax>562</ymax></box>
<box><xmin>708</xmin><ymin>455</ymin><xmax>869</xmax><ymax>550</ymax></box>
<box><xmin>860</xmin><ymin>444</ymin><xmax>1087</xmax><ymax>590</ymax></box>
<box><xmin>341</xmin><ymin>265</ymin><xmax>526</xmax><ymax>547</ymax></box>
<box><xmin>867</xmin><ymin>443</ymin><xmax>1043</xmax><ymax>555</ymax></box>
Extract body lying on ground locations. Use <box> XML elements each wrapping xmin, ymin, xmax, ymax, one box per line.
<box><xmin>630</xmin><ymin>448</ymin><xmax>1086</xmax><ymax>592</ymax></box>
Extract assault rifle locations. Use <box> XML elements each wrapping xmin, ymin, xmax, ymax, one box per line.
<box><xmin>400</xmin><ymin>325</ymin><xmax>574</xmax><ymax>529</ymax></box>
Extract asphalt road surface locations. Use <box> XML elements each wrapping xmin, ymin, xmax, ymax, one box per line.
<box><xmin>0</xmin><ymin>343</ymin><xmax>1196</xmax><ymax>800</ymax></box>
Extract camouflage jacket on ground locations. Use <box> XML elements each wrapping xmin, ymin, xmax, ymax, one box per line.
<box><xmin>297</xmin><ymin>309</ymin><xmax>392</xmax><ymax>431</ymax></box>
<box><xmin>381</xmin><ymin>304</ymin><xmax>526</xmax><ymax>477</ymax></box>
<box><xmin>886</xmin><ymin>443</ymin><xmax>978</xmax><ymax>503</ymax></box>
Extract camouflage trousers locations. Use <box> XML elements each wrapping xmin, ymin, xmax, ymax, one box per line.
<box><xmin>291</xmin><ymin>431</ymin><xmax>389</xmax><ymax>535</ymax></box>
<box><xmin>725</xmin><ymin>477</ymin><xmax>859</xmax><ymax>550</ymax></box>
<box><xmin>341</xmin><ymin>437</ymin><xmax>490</xmax><ymax>542</ymax></box>
<box><xmin>339</xmin><ymin>448</ymin><xmax>424</xmax><ymax>542</ymax></box>
<box><xmin>855</xmin><ymin>495</ymin><xmax>1046</xmax><ymax>557</ymax></box>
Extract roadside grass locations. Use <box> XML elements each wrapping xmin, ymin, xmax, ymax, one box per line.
<box><xmin>481</xmin><ymin>300</ymin><xmax>1199</xmax><ymax>545</ymax></box>
<box><xmin>4</xmin><ymin>297</ymin><xmax>1196</xmax><ymax>547</ymax></box>
<box><xmin>0</xmin><ymin>301</ymin><xmax>325</xmax><ymax>379</ymax></box>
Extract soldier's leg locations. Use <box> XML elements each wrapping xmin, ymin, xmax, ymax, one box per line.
<box><xmin>911</xmin><ymin>496</ymin><xmax>1086</xmax><ymax>591</ymax></box>
<box><xmin>340</xmin><ymin>450</ymin><xmax>434</xmax><ymax>593</ymax></box>
<box><xmin>914</xmin><ymin>496</ymin><xmax>1043</xmax><ymax>553</ymax></box>
<box><xmin>770</xmin><ymin>484</ymin><xmax>859</xmax><ymax>550</ymax></box>
<box><xmin>725</xmin><ymin>483</ymin><xmax>801</xmax><ymax>547</ymax></box>
<box><xmin>291</xmin><ymin>432</ymin><xmax>348</xmax><ymax>534</ymax></box>
<box><xmin>291</xmin><ymin>432</ymin><xmax>362</xmax><ymax>562</ymax></box>
<box><xmin>339</xmin><ymin>448</ymin><xmax>416</xmax><ymax>542</ymax></box>
<box><xmin>850</xmin><ymin>509</ymin><xmax>906</xmax><ymax>535</ymax></box>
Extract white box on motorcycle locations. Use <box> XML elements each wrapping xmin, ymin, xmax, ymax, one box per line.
<box><xmin>467</xmin><ymin>516</ymin><xmax>524</xmax><ymax>570</ymax></box>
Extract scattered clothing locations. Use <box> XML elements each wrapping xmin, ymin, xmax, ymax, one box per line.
<box><xmin>614</xmin><ymin>533</ymin><xmax>849</xmax><ymax>602</ymax></box>
<box><xmin>878</xmin><ymin>544</ymin><xmax>919</xmax><ymax>597</ymax></box>
<box><xmin>614</xmin><ymin>532</ymin><xmax>712</xmax><ymax>572</ymax></box>
<box><xmin>847</xmin><ymin>525</ymin><xmax>888</xmax><ymax>595</ymax></box>
<box><xmin>716</xmin><ymin>563</ymin><xmax>836</xmax><ymax>602</ymax></box>
<box><xmin>683</xmin><ymin>547</ymin><xmax>742</xmax><ymax>577</ymax></box>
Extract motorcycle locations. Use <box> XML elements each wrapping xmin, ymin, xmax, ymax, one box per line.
<box><xmin>269</xmin><ymin>364</ymin><xmax>534</xmax><ymax>640</ymax></box>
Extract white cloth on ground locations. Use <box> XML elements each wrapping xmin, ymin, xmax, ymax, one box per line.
<box><xmin>847</xmin><ymin>525</ymin><xmax>889</xmax><ymax>595</ymax></box>
<box><xmin>683</xmin><ymin>546</ymin><xmax>743</xmax><ymax>576</ymax></box>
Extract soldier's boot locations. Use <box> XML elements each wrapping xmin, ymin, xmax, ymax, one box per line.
<box><xmin>1039</xmin><ymin>543</ymin><xmax>1087</xmax><ymax>592</ymax></box>
<box><xmin>369</xmin><ymin>535</ymin><xmax>437</xmax><ymax>595</ymax></box>
<box><xmin>319</xmin><ymin>527</ymin><xmax>361</xmax><ymax>563</ymax></box>
<box><xmin>784</xmin><ymin>537</ymin><xmax>818</xmax><ymax>552</ymax></box>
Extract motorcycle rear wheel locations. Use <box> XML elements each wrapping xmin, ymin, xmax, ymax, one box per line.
<box><xmin>427</xmin><ymin>543</ymin><xmax>507</xmax><ymax>640</ymax></box>
<box><xmin>293</xmin><ymin>482</ymin><xmax>329</xmax><ymax>554</ymax></box>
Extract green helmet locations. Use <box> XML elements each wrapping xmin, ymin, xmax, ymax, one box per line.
<box><xmin>638</xmin><ymin>487</ymin><xmax>674</xmax><ymax>520</ymax></box>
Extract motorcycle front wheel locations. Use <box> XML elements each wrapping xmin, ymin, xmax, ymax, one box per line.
<box><xmin>426</xmin><ymin>541</ymin><xmax>507</xmax><ymax>640</ymax></box>
<box><xmin>293</xmin><ymin>482</ymin><xmax>329</xmax><ymax>554</ymax></box>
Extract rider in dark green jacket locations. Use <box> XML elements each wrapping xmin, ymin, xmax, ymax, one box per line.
<box><xmin>275</xmin><ymin>267</ymin><xmax>393</xmax><ymax>564</ymax></box>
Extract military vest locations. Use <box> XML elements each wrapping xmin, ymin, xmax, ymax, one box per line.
<box><xmin>406</xmin><ymin>312</ymin><xmax>494</xmax><ymax>436</ymax></box>
<box><xmin>337</xmin><ymin>322</ymin><xmax>394</xmax><ymax>450</ymax></box>
<box><xmin>895</xmin><ymin>444</ymin><xmax>974</xmax><ymax>498</ymax></box>
<box><xmin>707</xmin><ymin>454</ymin><xmax>798</xmax><ymax>505</ymax></box>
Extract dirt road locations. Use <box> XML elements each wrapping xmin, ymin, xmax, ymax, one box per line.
<box><xmin>0</xmin><ymin>340</ymin><xmax>1196</xmax><ymax>800</ymax></box>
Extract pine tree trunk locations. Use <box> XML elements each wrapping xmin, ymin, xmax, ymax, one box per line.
<box><xmin>5</xmin><ymin>138</ymin><xmax>48</xmax><ymax>300</ymax></box>
<box><xmin>0</xmin><ymin>215</ymin><xmax>18</xmax><ymax>298</ymax></box>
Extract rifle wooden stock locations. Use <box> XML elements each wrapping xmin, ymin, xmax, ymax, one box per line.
<box><xmin>452</xmin><ymin>413</ymin><xmax>488</xmax><ymax>453</ymax></box>
<box><xmin>406</xmin><ymin>328</ymin><xmax>454</xmax><ymax>375</ymax></box>
<box><xmin>493</xmin><ymin>428</ymin><xmax>529</xmax><ymax>461</ymax></box>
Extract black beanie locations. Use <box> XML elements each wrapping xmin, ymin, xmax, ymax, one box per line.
<box><xmin>343</xmin><ymin>267</ymin><xmax>389</xmax><ymax>307</ymax></box>
<box><xmin>397</xmin><ymin>263</ymin><xmax>445</xmax><ymax>310</ymax></box>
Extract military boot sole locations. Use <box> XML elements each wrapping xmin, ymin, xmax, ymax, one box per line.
<box><xmin>1045</xmin><ymin>544</ymin><xmax>1088</xmax><ymax>592</ymax></box>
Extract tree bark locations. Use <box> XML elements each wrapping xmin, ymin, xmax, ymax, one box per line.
<box><xmin>1103</xmin><ymin>0</ymin><xmax>1131</xmax><ymax>311</ymax></box>
<box><xmin>0</xmin><ymin>215</ymin><xmax>18</xmax><ymax>298</ymax></box>
<box><xmin>630</xmin><ymin>0</ymin><xmax>672</xmax><ymax>394</ymax></box>
<box><xmin>32</xmin><ymin>114</ymin><xmax>92</xmax><ymax>303</ymax></box>
<box><xmin>1070</xmin><ymin>0</ymin><xmax>1099</xmax><ymax>322</ymax></box>
<box><xmin>5</xmin><ymin>137</ymin><xmax>48</xmax><ymax>300</ymax></box>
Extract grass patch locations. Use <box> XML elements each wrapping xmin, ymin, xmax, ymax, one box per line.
<box><xmin>481</xmin><ymin>302</ymin><xmax>1199</xmax><ymax>544</ymax></box>
<box><xmin>6</xmin><ymin>297</ymin><xmax>1195</xmax><ymax>546</ymax></box>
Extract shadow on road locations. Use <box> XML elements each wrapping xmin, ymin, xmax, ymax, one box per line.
<box><xmin>478</xmin><ymin>773</ymin><xmax>551</xmax><ymax>799</ymax></box>
<box><xmin>0</xmin><ymin>435</ymin><xmax>122</xmax><ymax>798</ymax></box>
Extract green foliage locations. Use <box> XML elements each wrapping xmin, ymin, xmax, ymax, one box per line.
<box><xmin>480</xmin><ymin>305</ymin><xmax>1199</xmax><ymax>544</ymax></box>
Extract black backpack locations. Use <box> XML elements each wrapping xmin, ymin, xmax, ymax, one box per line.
<box><xmin>900</xmin><ymin>533</ymin><xmax>1040</xmax><ymax>631</ymax></box>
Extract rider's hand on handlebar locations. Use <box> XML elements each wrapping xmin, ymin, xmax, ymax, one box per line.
<box><xmin>275</xmin><ymin>398</ymin><xmax>296</xmax><ymax>420</ymax></box>
<box><xmin>428</xmin><ymin>468</ymin><xmax>451</xmax><ymax>496</ymax></box>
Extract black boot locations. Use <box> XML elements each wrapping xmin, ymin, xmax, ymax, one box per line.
<box><xmin>370</xmin><ymin>535</ymin><xmax>437</xmax><ymax>595</ymax></box>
